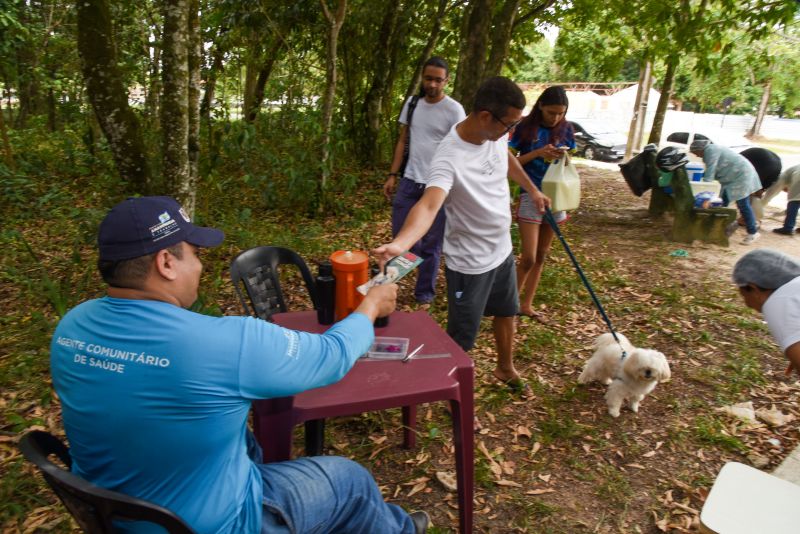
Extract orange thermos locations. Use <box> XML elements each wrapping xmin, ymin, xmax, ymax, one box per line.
<box><xmin>330</xmin><ymin>250</ymin><xmax>369</xmax><ymax>321</ymax></box>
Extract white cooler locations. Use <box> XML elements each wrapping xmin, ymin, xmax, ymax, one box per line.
<box><xmin>689</xmin><ymin>180</ymin><xmax>721</xmax><ymax>197</ymax></box>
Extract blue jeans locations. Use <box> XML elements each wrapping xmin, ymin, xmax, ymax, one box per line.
<box><xmin>723</xmin><ymin>191</ymin><xmax>758</xmax><ymax>235</ymax></box>
<box><xmin>247</xmin><ymin>433</ymin><xmax>414</xmax><ymax>534</ymax></box>
<box><xmin>392</xmin><ymin>178</ymin><xmax>446</xmax><ymax>302</ymax></box>
<box><xmin>782</xmin><ymin>200</ymin><xmax>799</xmax><ymax>231</ymax></box>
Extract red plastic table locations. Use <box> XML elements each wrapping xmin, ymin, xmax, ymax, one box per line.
<box><xmin>252</xmin><ymin>310</ymin><xmax>474</xmax><ymax>534</ymax></box>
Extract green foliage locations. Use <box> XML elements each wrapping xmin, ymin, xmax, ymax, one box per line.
<box><xmin>553</xmin><ymin>18</ymin><xmax>640</xmax><ymax>82</ymax></box>
<box><xmin>508</xmin><ymin>39</ymin><xmax>554</xmax><ymax>82</ymax></box>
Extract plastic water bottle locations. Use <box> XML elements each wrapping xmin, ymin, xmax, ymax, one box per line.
<box><xmin>316</xmin><ymin>261</ymin><xmax>336</xmax><ymax>325</ymax></box>
<box><xmin>371</xmin><ymin>266</ymin><xmax>389</xmax><ymax>328</ymax></box>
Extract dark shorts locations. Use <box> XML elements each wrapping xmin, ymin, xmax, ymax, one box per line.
<box><xmin>445</xmin><ymin>254</ymin><xmax>519</xmax><ymax>351</ymax></box>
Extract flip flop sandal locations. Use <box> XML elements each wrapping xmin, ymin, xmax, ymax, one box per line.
<box><xmin>492</xmin><ymin>373</ymin><xmax>533</xmax><ymax>398</ymax></box>
<box><xmin>517</xmin><ymin>310</ymin><xmax>554</xmax><ymax>327</ymax></box>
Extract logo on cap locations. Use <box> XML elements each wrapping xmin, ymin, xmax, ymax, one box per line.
<box><xmin>158</xmin><ymin>211</ymin><xmax>171</xmax><ymax>223</ymax></box>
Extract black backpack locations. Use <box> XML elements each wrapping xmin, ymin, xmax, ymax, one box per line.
<box><xmin>398</xmin><ymin>95</ymin><xmax>420</xmax><ymax>179</ymax></box>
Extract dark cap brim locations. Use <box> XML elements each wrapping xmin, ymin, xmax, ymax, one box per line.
<box><xmin>185</xmin><ymin>226</ymin><xmax>225</xmax><ymax>248</ymax></box>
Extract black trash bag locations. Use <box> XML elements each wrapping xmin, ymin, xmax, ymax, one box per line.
<box><xmin>619</xmin><ymin>151</ymin><xmax>652</xmax><ymax>197</ymax></box>
<box><xmin>740</xmin><ymin>147</ymin><xmax>782</xmax><ymax>190</ymax></box>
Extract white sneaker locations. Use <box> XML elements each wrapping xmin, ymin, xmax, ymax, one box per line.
<box><xmin>741</xmin><ymin>232</ymin><xmax>760</xmax><ymax>245</ymax></box>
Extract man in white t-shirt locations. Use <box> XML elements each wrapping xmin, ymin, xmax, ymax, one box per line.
<box><xmin>732</xmin><ymin>249</ymin><xmax>800</xmax><ymax>375</ymax></box>
<box><xmin>384</xmin><ymin>57</ymin><xmax>466</xmax><ymax>304</ymax></box>
<box><xmin>375</xmin><ymin>77</ymin><xmax>550</xmax><ymax>395</ymax></box>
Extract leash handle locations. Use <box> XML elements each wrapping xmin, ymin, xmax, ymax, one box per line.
<box><xmin>543</xmin><ymin>207</ymin><xmax>627</xmax><ymax>357</ymax></box>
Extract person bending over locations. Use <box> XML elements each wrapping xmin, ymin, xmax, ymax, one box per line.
<box><xmin>732</xmin><ymin>248</ymin><xmax>800</xmax><ymax>376</ymax></box>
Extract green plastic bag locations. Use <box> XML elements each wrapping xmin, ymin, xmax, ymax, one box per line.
<box><xmin>657</xmin><ymin>170</ymin><xmax>672</xmax><ymax>187</ymax></box>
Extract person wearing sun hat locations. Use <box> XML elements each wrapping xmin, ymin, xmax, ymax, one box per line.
<box><xmin>732</xmin><ymin>248</ymin><xmax>800</xmax><ymax>376</ymax></box>
<box><xmin>690</xmin><ymin>139</ymin><xmax>762</xmax><ymax>244</ymax></box>
<box><xmin>49</xmin><ymin>196</ymin><xmax>430</xmax><ymax>533</ymax></box>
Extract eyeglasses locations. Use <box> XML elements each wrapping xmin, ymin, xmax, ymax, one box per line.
<box><xmin>423</xmin><ymin>76</ymin><xmax>447</xmax><ymax>84</ymax></box>
<box><xmin>487</xmin><ymin>110</ymin><xmax>520</xmax><ymax>134</ymax></box>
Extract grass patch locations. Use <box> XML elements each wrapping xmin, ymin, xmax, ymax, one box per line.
<box><xmin>535</xmin><ymin>409</ymin><xmax>585</xmax><ymax>445</ymax></box>
<box><xmin>691</xmin><ymin>415</ymin><xmax>748</xmax><ymax>453</ymax></box>
<box><xmin>594</xmin><ymin>464</ymin><xmax>633</xmax><ymax>506</ymax></box>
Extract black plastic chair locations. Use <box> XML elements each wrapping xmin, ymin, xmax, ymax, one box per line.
<box><xmin>230</xmin><ymin>246</ymin><xmax>319</xmax><ymax>322</ymax></box>
<box><xmin>230</xmin><ymin>246</ymin><xmax>327</xmax><ymax>455</ymax></box>
<box><xmin>18</xmin><ymin>430</ymin><xmax>195</xmax><ymax>534</ymax></box>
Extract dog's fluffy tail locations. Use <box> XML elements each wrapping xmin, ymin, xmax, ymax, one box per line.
<box><xmin>593</xmin><ymin>332</ymin><xmax>632</xmax><ymax>353</ymax></box>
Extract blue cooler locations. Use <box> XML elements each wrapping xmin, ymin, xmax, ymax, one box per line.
<box><xmin>686</xmin><ymin>162</ymin><xmax>705</xmax><ymax>182</ymax></box>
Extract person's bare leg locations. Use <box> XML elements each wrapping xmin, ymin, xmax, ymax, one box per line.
<box><xmin>516</xmin><ymin>221</ymin><xmax>540</xmax><ymax>316</ymax></box>
<box><xmin>522</xmin><ymin>222</ymin><xmax>556</xmax><ymax>311</ymax></box>
<box><xmin>492</xmin><ymin>315</ymin><xmax>518</xmax><ymax>382</ymax></box>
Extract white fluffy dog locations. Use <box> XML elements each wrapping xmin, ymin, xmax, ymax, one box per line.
<box><xmin>578</xmin><ymin>333</ymin><xmax>671</xmax><ymax>417</ymax></box>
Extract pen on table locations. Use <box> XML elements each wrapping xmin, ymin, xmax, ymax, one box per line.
<box><xmin>403</xmin><ymin>343</ymin><xmax>424</xmax><ymax>363</ymax></box>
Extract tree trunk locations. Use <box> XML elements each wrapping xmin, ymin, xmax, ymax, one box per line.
<box><xmin>200</xmin><ymin>41</ymin><xmax>225</xmax><ymax>122</ymax></box>
<box><xmin>403</xmin><ymin>0</ymin><xmax>448</xmax><ymax>101</ymax></box>
<box><xmin>452</xmin><ymin>0</ymin><xmax>494</xmax><ymax>112</ymax></box>
<box><xmin>747</xmin><ymin>80</ymin><xmax>771</xmax><ymax>138</ymax></box>
<box><xmin>76</xmin><ymin>0</ymin><xmax>150</xmax><ymax>193</ymax></box>
<box><xmin>0</xmin><ymin>97</ymin><xmax>14</xmax><ymax>169</ymax></box>
<box><xmin>242</xmin><ymin>57</ymin><xmax>260</xmax><ymax>123</ymax></box>
<box><xmin>484</xmin><ymin>0</ymin><xmax>521</xmax><ymax>79</ymax></box>
<box><xmin>320</xmin><ymin>0</ymin><xmax>347</xmax><ymax>191</ymax></box>
<box><xmin>361</xmin><ymin>0</ymin><xmax>402</xmax><ymax>165</ymax></box>
<box><xmin>484</xmin><ymin>0</ymin><xmax>555</xmax><ymax>79</ymax></box>
<box><xmin>184</xmin><ymin>0</ymin><xmax>200</xmax><ymax>217</ymax></box>
<box><xmin>647</xmin><ymin>55</ymin><xmax>678</xmax><ymax>146</ymax></box>
<box><xmin>161</xmin><ymin>0</ymin><xmax>190</xmax><ymax>201</ymax></box>
<box><xmin>145</xmin><ymin>30</ymin><xmax>162</xmax><ymax>125</ymax></box>
<box><xmin>14</xmin><ymin>16</ymin><xmax>42</xmax><ymax>128</ymax></box>
<box><xmin>624</xmin><ymin>59</ymin><xmax>652</xmax><ymax>161</ymax></box>
<box><xmin>246</xmin><ymin>39</ymin><xmax>284</xmax><ymax>123</ymax></box>
<box><xmin>380</xmin><ymin>2</ymin><xmax>411</xmax><ymax>121</ymax></box>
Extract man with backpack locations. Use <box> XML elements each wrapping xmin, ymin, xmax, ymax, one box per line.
<box><xmin>384</xmin><ymin>56</ymin><xmax>466</xmax><ymax>305</ymax></box>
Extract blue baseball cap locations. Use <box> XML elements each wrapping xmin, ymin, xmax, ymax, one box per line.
<box><xmin>98</xmin><ymin>196</ymin><xmax>224</xmax><ymax>261</ymax></box>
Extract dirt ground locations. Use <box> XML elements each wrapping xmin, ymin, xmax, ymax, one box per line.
<box><xmin>6</xmin><ymin>163</ymin><xmax>800</xmax><ymax>534</ymax></box>
<box><xmin>341</xmin><ymin>164</ymin><xmax>800</xmax><ymax>533</ymax></box>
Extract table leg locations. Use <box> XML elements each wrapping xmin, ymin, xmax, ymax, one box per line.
<box><xmin>402</xmin><ymin>405</ymin><xmax>417</xmax><ymax>449</ymax></box>
<box><xmin>255</xmin><ymin>397</ymin><xmax>296</xmax><ymax>462</ymax></box>
<box><xmin>304</xmin><ymin>419</ymin><xmax>325</xmax><ymax>456</ymax></box>
<box><xmin>452</xmin><ymin>369</ymin><xmax>474</xmax><ymax>534</ymax></box>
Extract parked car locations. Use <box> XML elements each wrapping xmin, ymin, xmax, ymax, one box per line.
<box><xmin>570</xmin><ymin>119</ymin><xmax>627</xmax><ymax>161</ymax></box>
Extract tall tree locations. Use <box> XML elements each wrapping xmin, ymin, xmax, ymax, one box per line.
<box><xmin>452</xmin><ymin>0</ymin><xmax>556</xmax><ymax>111</ymax></box>
<box><xmin>748</xmin><ymin>80</ymin><xmax>771</xmax><ymax>138</ymax></box>
<box><xmin>402</xmin><ymin>0</ymin><xmax>451</xmax><ymax>101</ymax></box>
<box><xmin>484</xmin><ymin>0</ymin><xmax>555</xmax><ymax>79</ymax></box>
<box><xmin>567</xmin><ymin>0</ymin><xmax>799</xmax><ymax>145</ymax></box>
<box><xmin>76</xmin><ymin>0</ymin><xmax>150</xmax><ymax>193</ymax></box>
<box><xmin>319</xmin><ymin>0</ymin><xmax>346</xmax><ymax>191</ymax></box>
<box><xmin>361</xmin><ymin>0</ymin><xmax>408</xmax><ymax>165</ymax></box>
<box><xmin>646</xmin><ymin>54</ymin><xmax>677</xmax><ymax>145</ymax></box>
<box><xmin>451</xmin><ymin>0</ymin><xmax>491</xmax><ymax>110</ymax></box>
<box><xmin>161</xmin><ymin>0</ymin><xmax>200</xmax><ymax>213</ymax></box>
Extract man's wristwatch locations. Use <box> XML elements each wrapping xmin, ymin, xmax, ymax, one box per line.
<box><xmin>388</xmin><ymin>172</ymin><xmax>398</xmax><ymax>177</ymax></box>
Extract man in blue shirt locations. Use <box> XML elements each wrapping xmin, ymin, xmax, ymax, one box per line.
<box><xmin>50</xmin><ymin>196</ymin><xmax>429</xmax><ymax>533</ymax></box>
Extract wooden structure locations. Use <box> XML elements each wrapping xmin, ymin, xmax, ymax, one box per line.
<box><xmin>622</xmin><ymin>150</ymin><xmax>737</xmax><ymax>246</ymax></box>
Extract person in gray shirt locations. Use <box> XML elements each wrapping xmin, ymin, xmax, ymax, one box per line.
<box><xmin>384</xmin><ymin>57</ymin><xmax>466</xmax><ymax>304</ymax></box>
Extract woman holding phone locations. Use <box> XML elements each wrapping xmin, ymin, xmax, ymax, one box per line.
<box><xmin>509</xmin><ymin>86</ymin><xmax>575</xmax><ymax>324</ymax></box>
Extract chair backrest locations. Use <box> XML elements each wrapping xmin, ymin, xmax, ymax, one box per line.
<box><xmin>19</xmin><ymin>431</ymin><xmax>196</xmax><ymax>534</ymax></box>
<box><xmin>230</xmin><ymin>246</ymin><xmax>319</xmax><ymax>321</ymax></box>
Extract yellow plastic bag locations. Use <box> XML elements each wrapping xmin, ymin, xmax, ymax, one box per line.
<box><xmin>541</xmin><ymin>153</ymin><xmax>581</xmax><ymax>211</ymax></box>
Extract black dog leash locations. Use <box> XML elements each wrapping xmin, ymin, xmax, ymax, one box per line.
<box><xmin>543</xmin><ymin>207</ymin><xmax>627</xmax><ymax>358</ymax></box>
